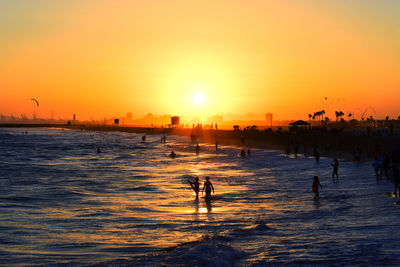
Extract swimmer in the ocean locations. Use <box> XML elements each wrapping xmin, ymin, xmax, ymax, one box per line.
<box><xmin>169</xmin><ymin>150</ymin><xmax>176</xmax><ymax>158</ymax></box>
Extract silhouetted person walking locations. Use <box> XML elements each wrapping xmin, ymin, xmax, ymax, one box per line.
<box><xmin>312</xmin><ymin>176</ymin><xmax>322</xmax><ymax>200</ymax></box>
<box><xmin>332</xmin><ymin>158</ymin><xmax>339</xmax><ymax>182</ymax></box>
<box><xmin>393</xmin><ymin>163</ymin><xmax>400</xmax><ymax>197</ymax></box>
<box><xmin>303</xmin><ymin>144</ymin><xmax>308</xmax><ymax>155</ymax></box>
<box><xmin>202</xmin><ymin>176</ymin><xmax>214</xmax><ymax>200</ymax></box>
<box><xmin>286</xmin><ymin>142</ymin><xmax>291</xmax><ymax>156</ymax></box>
<box><xmin>373</xmin><ymin>157</ymin><xmax>381</xmax><ymax>182</ymax></box>
<box><xmin>293</xmin><ymin>142</ymin><xmax>299</xmax><ymax>157</ymax></box>
<box><xmin>314</xmin><ymin>148</ymin><xmax>320</xmax><ymax>164</ymax></box>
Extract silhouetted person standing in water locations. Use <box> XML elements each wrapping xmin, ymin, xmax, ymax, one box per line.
<box><xmin>393</xmin><ymin>163</ymin><xmax>400</xmax><ymax>197</ymax></box>
<box><xmin>314</xmin><ymin>148</ymin><xmax>320</xmax><ymax>164</ymax></box>
<box><xmin>332</xmin><ymin>158</ymin><xmax>339</xmax><ymax>182</ymax></box>
<box><xmin>286</xmin><ymin>142</ymin><xmax>291</xmax><ymax>156</ymax></box>
<box><xmin>202</xmin><ymin>176</ymin><xmax>214</xmax><ymax>200</ymax></box>
<box><xmin>312</xmin><ymin>176</ymin><xmax>322</xmax><ymax>200</ymax></box>
<box><xmin>293</xmin><ymin>141</ymin><xmax>299</xmax><ymax>157</ymax></box>
<box><xmin>188</xmin><ymin>177</ymin><xmax>200</xmax><ymax>198</ymax></box>
<box><xmin>372</xmin><ymin>157</ymin><xmax>381</xmax><ymax>182</ymax></box>
<box><xmin>195</xmin><ymin>144</ymin><xmax>200</xmax><ymax>155</ymax></box>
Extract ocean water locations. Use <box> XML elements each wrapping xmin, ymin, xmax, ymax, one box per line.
<box><xmin>0</xmin><ymin>127</ymin><xmax>400</xmax><ymax>266</ymax></box>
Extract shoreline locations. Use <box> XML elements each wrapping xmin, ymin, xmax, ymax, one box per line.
<box><xmin>3</xmin><ymin>123</ymin><xmax>399</xmax><ymax>162</ymax></box>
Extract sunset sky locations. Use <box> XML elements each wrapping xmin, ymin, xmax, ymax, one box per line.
<box><xmin>0</xmin><ymin>0</ymin><xmax>399</xmax><ymax>121</ymax></box>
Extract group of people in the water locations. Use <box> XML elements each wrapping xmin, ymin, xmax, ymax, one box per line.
<box><xmin>311</xmin><ymin>158</ymin><xmax>338</xmax><ymax>200</ymax></box>
<box><xmin>94</xmin><ymin>132</ymin><xmax>400</xmax><ymax>202</ymax></box>
<box><xmin>373</xmin><ymin>154</ymin><xmax>392</xmax><ymax>182</ymax></box>
<box><xmin>95</xmin><ymin>133</ymin><xmax>398</xmax><ymax>201</ymax></box>
<box><xmin>188</xmin><ymin>176</ymin><xmax>215</xmax><ymax>200</ymax></box>
<box><xmin>371</xmin><ymin>145</ymin><xmax>400</xmax><ymax>197</ymax></box>
<box><xmin>239</xmin><ymin>149</ymin><xmax>251</xmax><ymax>157</ymax></box>
<box><xmin>169</xmin><ymin>143</ymin><xmax>252</xmax><ymax>159</ymax></box>
<box><xmin>310</xmin><ymin>157</ymin><xmax>340</xmax><ymax>200</ymax></box>
<box><xmin>313</xmin><ymin>144</ymin><xmax>400</xmax><ymax>200</ymax></box>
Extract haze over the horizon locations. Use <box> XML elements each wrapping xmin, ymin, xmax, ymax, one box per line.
<box><xmin>0</xmin><ymin>0</ymin><xmax>399</xmax><ymax>121</ymax></box>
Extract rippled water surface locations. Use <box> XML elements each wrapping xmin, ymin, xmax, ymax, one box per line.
<box><xmin>0</xmin><ymin>128</ymin><xmax>399</xmax><ymax>266</ymax></box>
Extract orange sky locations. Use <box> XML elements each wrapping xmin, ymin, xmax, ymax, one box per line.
<box><xmin>0</xmin><ymin>1</ymin><xmax>399</xmax><ymax>121</ymax></box>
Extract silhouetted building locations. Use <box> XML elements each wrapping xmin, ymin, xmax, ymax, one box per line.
<box><xmin>171</xmin><ymin>116</ymin><xmax>180</xmax><ymax>126</ymax></box>
<box><xmin>126</xmin><ymin>112</ymin><xmax>132</xmax><ymax>121</ymax></box>
<box><xmin>207</xmin><ymin>115</ymin><xmax>223</xmax><ymax>125</ymax></box>
<box><xmin>266</xmin><ymin>113</ymin><xmax>273</xmax><ymax>128</ymax></box>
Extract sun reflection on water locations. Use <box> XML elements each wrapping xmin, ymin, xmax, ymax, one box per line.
<box><xmin>1</xmin><ymin>129</ymin><xmax>281</xmax><ymax>265</ymax></box>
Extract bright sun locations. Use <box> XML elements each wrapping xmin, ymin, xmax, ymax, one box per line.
<box><xmin>192</xmin><ymin>92</ymin><xmax>205</xmax><ymax>105</ymax></box>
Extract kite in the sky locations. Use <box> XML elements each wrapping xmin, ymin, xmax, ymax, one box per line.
<box><xmin>31</xmin><ymin>98</ymin><xmax>39</xmax><ymax>107</ymax></box>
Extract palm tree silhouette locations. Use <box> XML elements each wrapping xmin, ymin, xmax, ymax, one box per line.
<box><xmin>335</xmin><ymin>111</ymin><xmax>344</xmax><ymax>121</ymax></box>
<box><xmin>321</xmin><ymin>110</ymin><xmax>325</xmax><ymax>124</ymax></box>
<box><xmin>339</xmin><ymin>111</ymin><xmax>344</xmax><ymax>121</ymax></box>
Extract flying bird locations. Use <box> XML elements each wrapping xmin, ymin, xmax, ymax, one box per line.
<box><xmin>31</xmin><ymin>98</ymin><xmax>39</xmax><ymax>107</ymax></box>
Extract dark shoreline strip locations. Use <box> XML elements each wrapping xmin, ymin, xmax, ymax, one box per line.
<box><xmin>2</xmin><ymin>123</ymin><xmax>398</xmax><ymax>162</ymax></box>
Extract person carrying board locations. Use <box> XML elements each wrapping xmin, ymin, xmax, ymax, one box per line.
<box><xmin>188</xmin><ymin>177</ymin><xmax>200</xmax><ymax>198</ymax></box>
